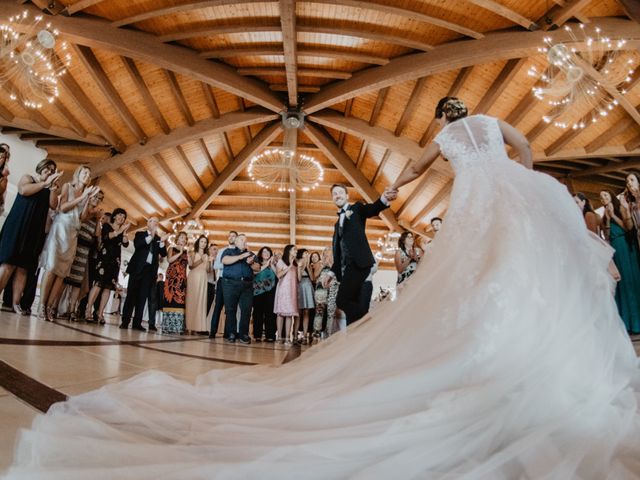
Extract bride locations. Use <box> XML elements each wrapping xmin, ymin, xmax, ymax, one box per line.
<box><xmin>5</xmin><ymin>98</ymin><xmax>640</xmax><ymax>479</ymax></box>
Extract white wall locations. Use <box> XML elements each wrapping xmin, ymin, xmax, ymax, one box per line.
<box><xmin>0</xmin><ymin>133</ymin><xmax>48</xmax><ymax>229</ymax></box>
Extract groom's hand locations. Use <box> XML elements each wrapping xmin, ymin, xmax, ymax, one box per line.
<box><xmin>382</xmin><ymin>187</ymin><xmax>398</xmax><ymax>202</ymax></box>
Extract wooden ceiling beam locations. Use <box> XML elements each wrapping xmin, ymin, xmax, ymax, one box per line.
<box><xmin>466</xmin><ymin>0</ymin><xmax>538</xmax><ymax>30</ymax></box>
<box><xmin>369</xmin><ymin>87</ymin><xmax>390</xmax><ymax>127</ymax></box>
<box><xmin>100</xmin><ymin>177</ymin><xmax>149</xmax><ymax>219</ymax></box>
<box><xmin>58</xmin><ymin>70</ymin><xmax>126</xmax><ymax>152</ymax></box>
<box><xmin>107</xmin><ymin>171</ymin><xmax>167</xmax><ymax>215</ymax></box>
<box><xmin>279</xmin><ymin>0</ymin><xmax>298</xmax><ymax>107</ymax></box>
<box><xmin>198</xmin><ymin>139</ymin><xmax>220</xmax><ymax>176</ymax></box>
<box><xmin>371</xmin><ymin>149</ymin><xmax>391</xmax><ymax>185</ymax></box>
<box><xmin>304</xmin><ymin>17</ymin><xmax>640</xmax><ymax>113</ymax></box>
<box><xmin>410</xmin><ymin>180</ymin><xmax>453</xmax><ymax>228</ymax></box>
<box><xmin>175</xmin><ymin>145</ymin><xmax>206</xmax><ymax>192</ymax></box>
<box><xmin>395</xmin><ymin>77</ymin><xmax>427</xmax><ymax>136</ymax></box>
<box><xmin>65</xmin><ymin>0</ymin><xmax>107</xmax><ymax>15</ymax></box>
<box><xmin>153</xmin><ymin>153</ymin><xmax>195</xmax><ymax>204</ymax></box>
<box><xmin>541</xmin><ymin>0</ymin><xmax>592</xmax><ymax>29</ymax></box>
<box><xmin>534</xmin><ymin>146</ymin><xmax>640</xmax><ymax>162</ymax></box>
<box><xmin>0</xmin><ymin>80</ymin><xmax>52</xmax><ymax>130</ymax></box>
<box><xmin>74</xmin><ymin>45</ymin><xmax>148</xmax><ymax>144</ymax></box>
<box><xmin>52</xmin><ymin>100</ymin><xmax>88</xmax><ymax>138</ymax></box>
<box><xmin>133</xmin><ymin>163</ymin><xmax>181</xmax><ymax>213</ymax></box>
<box><xmin>0</xmin><ymin>3</ymin><xmax>283</xmax><ymax>113</ymax></box>
<box><xmin>311</xmin><ymin>0</ymin><xmax>483</xmax><ymax>39</ymax></box>
<box><xmin>472</xmin><ymin>58</ymin><xmax>525</xmax><ymax>115</ymax></box>
<box><xmin>121</xmin><ymin>57</ymin><xmax>170</xmax><ymax>135</ymax></box>
<box><xmin>237</xmin><ymin>68</ymin><xmax>352</xmax><ymax>80</ymax></box>
<box><xmin>305</xmin><ymin>122</ymin><xmax>400</xmax><ymax>231</ymax></box>
<box><xmin>568</xmin><ymin>157</ymin><xmax>640</xmax><ymax>177</ymax></box>
<box><xmin>355</xmin><ymin>140</ymin><xmax>369</xmax><ymax>169</ymax></box>
<box><xmin>200</xmin><ymin>46</ymin><xmax>390</xmax><ymax>65</ymax></box>
<box><xmin>584</xmin><ymin>115</ymin><xmax>639</xmax><ymax>153</ymax></box>
<box><xmin>338</xmin><ymin>98</ymin><xmax>354</xmax><ymax>150</ymax></box>
<box><xmin>270</xmin><ymin>85</ymin><xmax>320</xmax><ymax>93</ymax></box>
<box><xmin>90</xmin><ymin>108</ymin><xmax>278</xmax><ymax>176</ymax></box>
<box><xmin>164</xmin><ymin>70</ymin><xmax>195</xmax><ymax>126</ymax></box>
<box><xmin>0</xmin><ymin>113</ymin><xmax>106</xmax><ymax>146</ymax></box>
<box><xmin>186</xmin><ymin>121</ymin><xmax>282</xmax><ymax>220</ymax></box>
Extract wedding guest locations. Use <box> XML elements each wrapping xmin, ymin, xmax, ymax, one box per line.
<box><xmin>206</xmin><ymin>244</ymin><xmax>218</xmax><ymax>313</ymax></box>
<box><xmin>309</xmin><ymin>251</ymin><xmax>323</xmax><ymax>285</ymax></box>
<box><xmin>251</xmin><ymin>246</ymin><xmax>278</xmax><ymax>342</ymax></box>
<box><xmin>185</xmin><ymin>235</ymin><xmax>210</xmax><ymax>335</ymax></box>
<box><xmin>623</xmin><ymin>173</ymin><xmax>640</xmax><ymax>248</ymax></box>
<box><xmin>0</xmin><ymin>143</ymin><xmax>11</xmax><ymax>214</ymax></box>
<box><xmin>0</xmin><ymin>159</ymin><xmax>61</xmax><ymax>313</ymax></box>
<box><xmin>85</xmin><ymin>208</ymin><xmax>131</xmax><ymax>324</ymax></box>
<box><xmin>600</xmin><ymin>190</ymin><xmax>640</xmax><ymax>334</ymax></box>
<box><xmin>395</xmin><ymin>231</ymin><xmax>421</xmax><ymax>285</ymax></box>
<box><xmin>220</xmin><ymin>234</ymin><xmax>255</xmax><ymax>343</ymax></box>
<box><xmin>313</xmin><ymin>248</ymin><xmax>335</xmax><ymax>337</ymax></box>
<box><xmin>274</xmin><ymin>244</ymin><xmax>298</xmax><ymax>344</ymax></box>
<box><xmin>39</xmin><ymin>166</ymin><xmax>99</xmax><ymax>320</ymax></box>
<box><xmin>209</xmin><ymin>231</ymin><xmax>237</xmax><ymax>339</ymax></box>
<box><xmin>573</xmin><ymin>192</ymin><xmax>601</xmax><ymax>235</ymax></box>
<box><xmin>63</xmin><ymin>189</ymin><xmax>104</xmax><ymax>321</ymax></box>
<box><xmin>162</xmin><ymin>232</ymin><xmax>189</xmax><ymax>334</ymax></box>
<box><xmin>430</xmin><ymin>217</ymin><xmax>443</xmax><ymax>235</ymax></box>
<box><xmin>296</xmin><ymin>249</ymin><xmax>315</xmax><ymax>344</ymax></box>
<box><xmin>120</xmin><ymin>217</ymin><xmax>167</xmax><ymax>332</ymax></box>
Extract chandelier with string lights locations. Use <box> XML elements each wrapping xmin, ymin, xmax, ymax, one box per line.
<box><xmin>247</xmin><ymin>111</ymin><xmax>324</xmax><ymax>193</ymax></box>
<box><xmin>168</xmin><ymin>219</ymin><xmax>210</xmax><ymax>247</ymax></box>
<box><xmin>0</xmin><ymin>10</ymin><xmax>71</xmax><ymax>110</ymax></box>
<box><xmin>527</xmin><ymin>23</ymin><xmax>637</xmax><ymax>130</ymax></box>
<box><xmin>374</xmin><ymin>232</ymin><xmax>401</xmax><ymax>262</ymax></box>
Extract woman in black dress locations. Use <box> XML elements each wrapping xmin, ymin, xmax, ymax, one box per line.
<box><xmin>84</xmin><ymin>208</ymin><xmax>131</xmax><ymax>324</ymax></box>
<box><xmin>0</xmin><ymin>159</ymin><xmax>61</xmax><ymax>313</ymax></box>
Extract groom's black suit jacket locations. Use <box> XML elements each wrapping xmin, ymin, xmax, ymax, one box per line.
<box><xmin>332</xmin><ymin>199</ymin><xmax>389</xmax><ymax>281</ymax></box>
<box><xmin>127</xmin><ymin>231</ymin><xmax>168</xmax><ymax>277</ymax></box>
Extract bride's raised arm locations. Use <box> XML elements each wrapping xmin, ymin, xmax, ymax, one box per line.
<box><xmin>498</xmin><ymin>119</ymin><xmax>532</xmax><ymax>169</ymax></box>
<box><xmin>390</xmin><ymin>141</ymin><xmax>441</xmax><ymax>191</ymax></box>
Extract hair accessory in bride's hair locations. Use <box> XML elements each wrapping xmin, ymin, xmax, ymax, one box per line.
<box><xmin>435</xmin><ymin>97</ymin><xmax>468</xmax><ymax>122</ymax></box>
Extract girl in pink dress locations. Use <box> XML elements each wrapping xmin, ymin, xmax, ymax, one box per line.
<box><xmin>273</xmin><ymin>244</ymin><xmax>298</xmax><ymax>344</ymax></box>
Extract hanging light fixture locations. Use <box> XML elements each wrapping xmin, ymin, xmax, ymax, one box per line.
<box><xmin>528</xmin><ymin>23</ymin><xmax>636</xmax><ymax>130</ymax></box>
<box><xmin>168</xmin><ymin>219</ymin><xmax>211</xmax><ymax>247</ymax></box>
<box><xmin>374</xmin><ymin>232</ymin><xmax>401</xmax><ymax>262</ymax></box>
<box><xmin>0</xmin><ymin>10</ymin><xmax>71</xmax><ymax>110</ymax></box>
<box><xmin>247</xmin><ymin>110</ymin><xmax>324</xmax><ymax>192</ymax></box>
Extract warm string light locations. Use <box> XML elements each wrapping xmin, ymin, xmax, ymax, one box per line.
<box><xmin>168</xmin><ymin>219</ymin><xmax>211</xmax><ymax>247</ymax></box>
<box><xmin>375</xmin><ymin>232</ymin><xmax>401</xmax><ymax>262</ymax></box>
<box><xmin>0</xmin><ymin>10</ymin><xmax>71</xmax><ymax>110</ymax></box>
<box><xmin>247</xmin><ymin>148</ymin><xmax>324</xmax><ymax>193</ymax></box>
<box><xmin>528</xmin><ymin>23</ymin><xmax>637</xmax><ymax>130</ymax></box>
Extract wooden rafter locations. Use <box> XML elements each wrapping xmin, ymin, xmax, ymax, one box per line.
<box><xmin>568</xmin><ymin>157</ymin><xmax>640</xmax><ymax>177</ymax></box>
<box><xmin>338</xmin><ymin>98</ymin><xmax>354</xmax><ymax>150</ymax></box>
<box><xmin>472</xmin><ymin>59</ymin><xmax>525</xmax><ymax>115</ymax></box>
<box><xmin>371</xmin><ymin>149</ymin><xmax>391</xmax><ymax>185</ymax></box>
<box><xmin>410</xmin><ymin>180</ymin><xmax>453</xmax><ymax>228</ymax></box>
<box><xmin>153</xmin><ymin>153</ymin><xmax>195</xmax><ymax>203</ymax></box>
<box><xmin>279</xmin><ymin>0</ymin><xmax>298</xmax><ymax>107</ymax></box>
<box><xmin>369</xmin><ymin>88</ymin><xmax>390</xmax><ymax>127</ymax></box>
<box><xmin>175</xmin><ymin>146</ymin><xmax>206</xmax><ymax>191</ymax></box>
<box><xmin>186</xmin><ymin>122</ymin><xmax>282</xmax><ymax>220</ymax></box>
<box><xmin>305</xmin><ymin>123</ymin><xmax>400</xmax><ymax>231</ymax></box>
<box><xmin>90</xmin><ymin>108</ymin><xmax>278</xmax><ymax>176</ymax></box>
<box><xmin>65</xmin><ymin>0</ymin><xmax>107</xmax><ymax>15</ymax></box>
<box><xmin>121</xmin><ymin>57</ymin><xmax>170</xmax><ymax>135</ymax></box>
<box><xmin>0</xmin><ymin>2</ymin><xmax>283</xmax><ymax>112</ymax></box>
<box><xmin>396</xmin><ymin>171</ymin><xmax>435</xmax><ymax>218</ymax></box>
<box><xmin>395</xmin><ymin>77</ymin><xmax>427</xmax><ymax>136</ymax></box>
<box><xmin>304</xmin><ymin>18</ymin><xmax>640</xmax><ymax>113</ymax></box>
<box><xmin>74</xmin><ymin>45</ymin><xmax>147</xmax><ymax>144</ymax></box>
<box><xmin>108</xmin><ymin>170</ymin><xmax>166</xmax><ymax>215</ymax></box>
<box><xmin>133</xmin><ymin>163</ymin><xmax>181</xmax><ymax>212</ymax></box>
<box><xmin>541</xmin><ymin>0</ymin><xmax>592</xmax><ymax>29</ymax></box>
<box><xmin>164</xmin><ymin>70</ymin><xmax>195</xmax><ymax>126</ymax></box>
<box><xmin>466</xmin><ymin>0</ymin><xmax>538</xmax><ymax>30</ymax></box>
<box><xmin>237</xmin><ymin>68</ymin><xmax>351</xmax><ymax>80</ymax></box>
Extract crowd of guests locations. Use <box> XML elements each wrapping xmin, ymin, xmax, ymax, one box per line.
<box><xmin>575</xmin><ymin>176</ymin><xmax>640</xmax><ymax>335</ymax></box>
<box><xmin>393</xmin><ymin>217</ymin><xmax>441</xmax><ymax>286</ymax></box>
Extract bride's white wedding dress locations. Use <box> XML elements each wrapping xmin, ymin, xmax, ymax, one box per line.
<box><xmin>5</xmin><ymin>115</ymin><xmax>640</xmax><ymax>479</ymax></box>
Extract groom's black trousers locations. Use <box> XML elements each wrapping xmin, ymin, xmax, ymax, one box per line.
<box><xmin>336</xmin><ymin>263</ymin><xmax>370</xmax><ymax>325</ymax></box>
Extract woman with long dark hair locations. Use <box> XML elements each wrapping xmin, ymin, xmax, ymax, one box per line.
<box><xmin>251</xmin><ymin>246</ymin><xmax>278</xmax><ymax>342</ymax></box>
<box><xmin>394</xmin><ymin>231</ymin><xmax>421</xmax><ymax>285</ymax></box>
<box><xmin>573</xmin><ymin>192</ymin><xmax>601</xmax><ymax>235</ymax></box>
<box><xmin>601</xmin><ymin>189</ymin><xmax>640</xmax><ymax>334</ymax></box>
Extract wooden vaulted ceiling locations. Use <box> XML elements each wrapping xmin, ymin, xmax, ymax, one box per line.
<box><xmin>1</xmin><ymin>0</ymin><xmax>640</xmax><ymax>257</ymax></box>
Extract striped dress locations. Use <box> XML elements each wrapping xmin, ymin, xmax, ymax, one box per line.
<box><xmin>64</xmin><ymin>218</ymin><xmax>97</xmax><ymax>287</ymax></box>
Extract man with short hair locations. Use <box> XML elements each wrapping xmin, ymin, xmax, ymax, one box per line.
<box><xmin>209</xmin><ymin>231</ymin><xmax>237</xmax><ymax>338</ymax></box>
<box><xmin>430</xmin><ymin>217</ymin><xmax>443</xmax><ymax>235</ymax></box>
<box><xmin>220</xmin><ymin>234</ymin><xmax>255</xmax><ymax>344</ymax></box>
<box><xmin>120</xmin><ymin>217</ymin><xmax>167</xmax><ymax>332</ymax></box>
<box><xmin>331</xmin><ymin>184</ymin><xmax>397</xmax><ymax>325</ymax></box>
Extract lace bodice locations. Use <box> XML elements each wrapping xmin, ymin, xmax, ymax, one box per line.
<box><xmin>434</xmin><ymin>115</ymin><xmax>510</xmax><ymax>173</ymax></box>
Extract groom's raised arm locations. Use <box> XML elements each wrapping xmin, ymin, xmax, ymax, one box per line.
<box><xmin>359</xmin><ymin>197</ymin><xmax>390</xmax><ymax>219</ymax></box>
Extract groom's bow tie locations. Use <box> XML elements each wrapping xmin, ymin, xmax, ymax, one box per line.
<box><xmin>337</xmin><ymin>207</ymin><xmax>348</xmax><ymax>216</ymax></box>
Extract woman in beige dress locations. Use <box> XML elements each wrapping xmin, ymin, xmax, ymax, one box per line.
<box><xmin>185</xmin><ymin>235</ymin><xmax>210</xmax><ymax>334</ymax></box>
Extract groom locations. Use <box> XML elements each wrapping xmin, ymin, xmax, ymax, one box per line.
<box><xmin>331</xmin><ymin>184</ymin><xmax>397</xmax><ymax>325</ymax></box>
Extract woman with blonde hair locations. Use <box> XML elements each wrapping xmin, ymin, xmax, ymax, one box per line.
<box><xmin>39</xmin><ymin>165</ymin><xmax>100</xmax><ymax>320</ymax></box>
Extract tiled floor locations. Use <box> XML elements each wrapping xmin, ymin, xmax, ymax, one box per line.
<box><xmin>0</xmin><ymin>310</ymin><xmax>639</xmax><ymax>473</ymax></box>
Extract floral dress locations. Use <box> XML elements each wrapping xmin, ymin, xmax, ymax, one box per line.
<box><xmin>162</xmin><ymin>249</ymin><xmax>188</xmax><ymax>334</ymax></box>
<box><xmin>397</xmin><ymin>249</ymin><xmax>418</xmax><ymax>285</ymax></box>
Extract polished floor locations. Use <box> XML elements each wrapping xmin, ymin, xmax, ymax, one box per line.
<box><xmin>1</xmin><ymin>309</ymin><xmax>639</xmax><ymax>473</ymax></box>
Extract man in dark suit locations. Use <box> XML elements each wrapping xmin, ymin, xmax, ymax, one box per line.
<box><xmin>120</xmin><ymin>217</ymin><xmax>167</xmax><ymax>332</ymax></box>
<box><xmin>331</xmin><ymin>184</ymin><xmax>397</xmax><ymax>325</ymax></box>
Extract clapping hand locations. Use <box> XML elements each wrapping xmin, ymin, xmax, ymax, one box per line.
<box><xmin>605</xmin><ymin>203</ymin><xmax>615</xmax><ymax>218</ymax></box>
<box><xmin>44</xmin><ymin>170</ymin><xmax>63</xmax><ymax>187</ymax></box>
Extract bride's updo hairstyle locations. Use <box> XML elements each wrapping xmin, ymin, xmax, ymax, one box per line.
<box><xmin>435</xmin><ymin>97</ymin><xmax>468</xmax><ymax>123</ymax></box>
